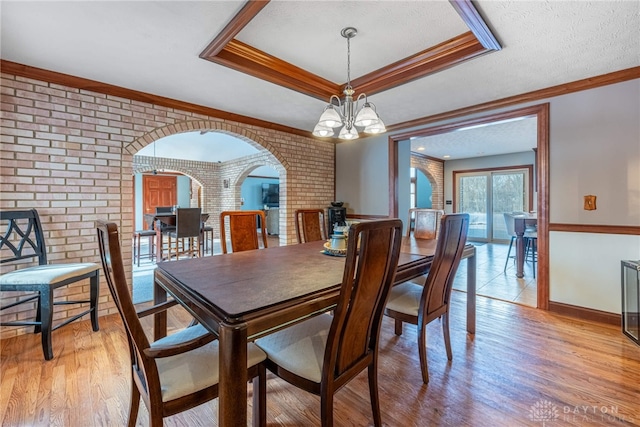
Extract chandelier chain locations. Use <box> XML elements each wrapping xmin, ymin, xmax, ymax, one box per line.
<box><xmin>346</xmin><ymin>36</ymin><xmax>351</xmax><ymax>89</ymax></box>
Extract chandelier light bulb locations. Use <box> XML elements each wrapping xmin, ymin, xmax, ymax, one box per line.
<box><xmin>313</xmin><ymin>123</ymin><xmax>335</xmax><ymax>137</ymax></box>
<box><xmin>338</xmin><ymin>125</ymin><xmax>359</xmax><ymax>140</ymax></box>
<box><xmin>354</xmin><ymin>103</ymin><xmax>379</xmax><ymax>127</ymax></box>
<box><xmin>364</xmin><ymin>118</ymin><xmax>386</xmax><ymax>134</ymax></box>
<box><xmin>318</xmin><ymin>106</ymin><xmax>343</xmax><ymax>128</ymax></box>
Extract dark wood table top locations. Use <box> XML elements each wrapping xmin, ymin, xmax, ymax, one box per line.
<box><xmin>155</xmin><ymin>238</ymin><xmax>474</xmax><ymax>328</ymax></box>
<box><xmin>153</xmin><ymin>237</ymin><xmax>476</xmax><ymax>427</ymax></box>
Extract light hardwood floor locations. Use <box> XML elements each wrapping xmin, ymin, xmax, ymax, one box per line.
<box><xmin>1</xmin><ymin>290</ymin><xmax>639</xmax><ymax>426</ymax></box>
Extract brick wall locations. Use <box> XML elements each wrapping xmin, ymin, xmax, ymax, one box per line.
<box><xmin>411</xmin><ymin>155</ymin><xmax>444</xmax><ymax>210</ymax></box>
<box><xmin>0</xmin><ymin>72</ymin><xmax>335</xmax><ymax>339</ymax></box>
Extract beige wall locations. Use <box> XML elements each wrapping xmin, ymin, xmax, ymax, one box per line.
<box><xmin>0</xmin><ymin>72</ymin><xmax>335</xmax><ymax>338</ymax></box>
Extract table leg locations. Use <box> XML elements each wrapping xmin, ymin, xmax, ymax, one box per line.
<box><xmin>515</xmin><ymin>232</ymin><xmax>525</xmax><ymax>278</ymax></box>
<box><xmin>155</xmin><ymin>224</ymin><xmax>164</xmax><ymax>262</ymax></box>
<box><xmin>466</xmin><ymin>249</ymin><xmax>476</xmax><ymax>334</ymax></box>
<box><xmin>153</xmin><ymin>272</ymin><xmax>167</xmax><ymax>341</ymax></box>
<box><xmin>219</xmin><ymin>322</ymin><xmax>248</xmax><ymax>427</ymax></box>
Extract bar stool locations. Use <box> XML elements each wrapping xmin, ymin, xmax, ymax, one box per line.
<box><xmin>202</xmin><ymin>224</ymin><xmax>214</xmax><ymax>255</ymax></box>
<box><xmin>133</xmin><ymin>229</ymin><xmax>156</xmax><ymax>266</ymax></box>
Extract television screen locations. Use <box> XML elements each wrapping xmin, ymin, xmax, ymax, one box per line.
<box><xmin>261</xmin><ymin>183</ymin><xmax>279</xmax><ymax>207</ymax></box>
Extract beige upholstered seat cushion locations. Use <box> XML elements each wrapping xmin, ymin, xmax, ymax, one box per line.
<box><xmin>0</xmin><ymin>263</ymin><xmax>99</xmax><ymax>285</ymax></box>
<box><xmin>153</xmin><ymin>324</ymin><xmax>266</xmax><ymax>402</ymax></box>
<box><xmin>385</xmin><ymin>281</ymin><xmax>424</xmax><ymax>317</ymax></box>
<box><xmin>254</xmin><ymin>314</ymin><xmax>333</xmax><ymax>384</ymax></box>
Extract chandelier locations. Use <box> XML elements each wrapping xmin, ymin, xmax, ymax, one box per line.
<box><xmin>313</xmin><ymin>27</ymin><xmax>386</xmax><ymax>140</ymax></box>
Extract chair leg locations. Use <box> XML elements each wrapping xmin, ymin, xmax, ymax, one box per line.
<box><xmin>89</xmin><ymin>271</ymin><xmax>100</xmax><ymax>332</ymax></box>
<box><xmin>40</xmin><ymin>287</ymin><xmax>54</xmax><ymax>361</ymax></box>
<box><xmin>252</xmin><ymin>364</ymin><xmax>267</xmax><ymax>427</ymax></box>
<box><xmin>148</xmin><ymin>234</ymin><xmax>155</xmax><ymax>263</ymax></box>
<box><xmin>127</xmin><ymin>382</ymin><xmax>141</xmax><ymax>427</ymax></box>
<box><xmin>34</xmin><ymin>291</ymin><xmax>42</xmax><ymax>334</ymax></box>
<box><xmin>394</xmin><ymin>318</ymin><xmax>403</xmax><ymax>336</ymax></box>
<box><xmin>503</xmin><ymin>236</ymin><xmax>515</xmax><ymax>272</ymax></box>
<box><xmin>320</xmin><ymin>392</ymin><xmax>335</xmax><ymax>427</ymax></box>
<box><xmin>368</xmin><ymin>360</ymin><xmax>382</xmax><ymax>427</ymax></box>
<box><xmin>135</xmin><ymin>233</ymin><xmax>141</xmax><ymax>267</ymax></box>
<box><xmin>442</xmin><ymin>313</ymin><xmax>452</xmax><ymax>361</ymax></box>
<box><xmin>417</xmin><ymin>321</ymin><xmax>429</xmax><ymax>384</ymax></box>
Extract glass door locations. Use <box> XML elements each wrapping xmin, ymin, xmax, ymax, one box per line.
<box><xmin>457</xmin><ymin>168</ymin><xmax>530</xmax><ymax>242</ymax></box>
<box><xmin>458</xmin><ymin>174</ymin><xmax>488</xmax><ymax>240</ymax></box>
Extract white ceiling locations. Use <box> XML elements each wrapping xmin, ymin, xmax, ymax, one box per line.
<box><xmin>2</xmin><ymin>1</ymin><xmax>638</xmax><ymax>161</ymax></box>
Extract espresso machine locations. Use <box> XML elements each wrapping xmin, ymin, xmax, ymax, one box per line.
<box><xmin>327</xmin><ymin>201</ymin><xmax>347</xmax><ymax>236</ymax></box>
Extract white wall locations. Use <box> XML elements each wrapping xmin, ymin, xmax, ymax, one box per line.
<box><xmin>336</xmin><ymin>78</ymin><xmax>640</xmax><ymax>314</ymax></box>
<box><xmin>550</xmin><ymin>232</ymin><xmax>640</xmax><ymax>313</ymax></box>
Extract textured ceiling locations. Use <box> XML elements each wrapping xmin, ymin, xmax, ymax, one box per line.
<box><xmin>1</xmin><ymin>1</ymin><xmax>638</xmax><ymax>161</ymax></box>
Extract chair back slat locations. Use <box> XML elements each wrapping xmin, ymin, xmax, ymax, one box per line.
<box><xmin>0</xmin><ymin>209</ymin><xmax>47</xmax><ymax>265</ymax></box>
<box><xmin>422</xmin><ymin>213</ymin><xmax>470</xmax><ymax>319</ymax></box>
<box><xmin>295</xmin><ymin>209</ymin><xmax>326</xmax><ymax>243</ymax></box>
<box><xmin>325</xmin><ymin>219</ymin><xmax>402</xmax><ymax>379</ymax></box>
<box><xmin>220</xmin><ymin>210</ymin><xmax>267</xmax><ymax>254</ymax></box>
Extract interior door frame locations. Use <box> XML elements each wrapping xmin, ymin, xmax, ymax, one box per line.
<box><xmin>388</xmin><ymin>103</ymin><xmax>549</xmax><ymax>309</ymax></box>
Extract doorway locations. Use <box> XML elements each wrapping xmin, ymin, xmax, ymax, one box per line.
<box><xmin>388</xmin><ymin>103</ymin><xmax>549</xmax><ymax>309</ymax></box>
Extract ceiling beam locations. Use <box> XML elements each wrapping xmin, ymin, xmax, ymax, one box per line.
<box><xmin>199</xmin><ymin>0</ymin><xmax>271</xmax><ymax>58</ymax></box>
<box><xmin>199</xmin><ymin>0</ymin><xmax>501</xmax><ymax>101</ymax></box>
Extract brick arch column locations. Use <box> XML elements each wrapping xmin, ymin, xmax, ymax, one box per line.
<box><xmin>125</xmin><ymin>121</ymin><xmax>290</xmax><ymax>242</ymax></box>
<box><xmin>410</xmin><ymin>155</ymin><xmax>444</xmax><ymax>210</ymax></box>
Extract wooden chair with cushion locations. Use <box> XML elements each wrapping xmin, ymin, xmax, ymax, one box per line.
<box><xmin>96</xmin><ymin>220</ymin><xmax>267</xmax><ymax>427</ymax></box>
<box><xmin>255</xmin><ymin>219</ymin><xmax>403</xmax><ymax>426</ymax></box>
<box><xmin>0</xmin><ymin>209</ymin><xmax>100</xmax><ymax>360</ymax></box>
<box><xmin>166</xmin><ymin>208</ymin><xmax>202</xmax><ymax>260</ymax></box>
<box><xmin>384</xmin><ymin>213</ymin><xmax>469</xmax><ymax>384</ymax></box>
<box><xmin>220</xmin><ymin>210</ymin><xmax>267</xmax><ymax>254</ymax></box>
<box><xmin>407</xmin><ymin>208</ymin><xmax>444</xmax><ymax>240</ymax></box>
<box><xmin>294</xmin><ymin>208</ymin><xmax>327</xmax><ymax>243</ymax></box>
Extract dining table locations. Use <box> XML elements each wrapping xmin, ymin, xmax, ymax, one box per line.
<box><xmin>143</xmin><ymin>212</ymin><xmax>210</xmax><ymax>261</ymax></box>
<box><xmin>513</xmin><ymin>213</ymin><xmax>537</xmax><ymax>278</ymax></box>
<box><xmin>153</xmin><ymin>237</ymin><xmax>476</xmax><ymax>427</ymax></box>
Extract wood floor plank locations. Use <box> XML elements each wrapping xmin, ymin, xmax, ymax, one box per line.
<box><xmin>1</xmin><ymin>292</ymin><xmax>639</xmax><ymax>426</ymax></box>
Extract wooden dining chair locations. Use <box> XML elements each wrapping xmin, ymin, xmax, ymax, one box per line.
<box><xmin>220</xmin><ymin>210</ymin><xmax>267</xmax><ymax>254</ymax></box>
<box><xmin>166</xmin><ymin>208</ymin><xmax>202</xmax><ymax>260</ymax></box>
<box><xmin>407</xmin><ymin>208</ymin><xmax>444</xmax><ymax>239</ymax></box>
<box><xmin>0</xmin><ymin>209</ymin><xmax>100</xmax><ymax>360</ymax></box>
<box><xmin>294</xmin><ymin>208</ymin><xmax>327</xmax><ymax>243</ymax></box>
<box><xmin>384</xmin><ymin>213</ymin><xmax>469</xmax><ymax>384</ymax></box>
<box><xmin>255</xmin><ymin>219</ymin><xmax>403</xmax><ymax>427</ymax></box>
<box><xmin>96</xmin><ymin>221</ymin><xmax>267</xmax><ymax>427</ymax></box>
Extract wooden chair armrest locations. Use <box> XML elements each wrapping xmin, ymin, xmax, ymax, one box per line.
<box><xmin>143</xmin><ymin>331</ymin><xmax>217</xmax><ymax>358</ymax></box>
<box><xmin>136</xmin><ymin>299</ymin><xmax>178</xmax><ymax>319</ymax></box>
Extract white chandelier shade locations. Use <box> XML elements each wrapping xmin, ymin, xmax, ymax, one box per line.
<box><xmin>313</xmin><ymin>27</ymin><xmax>386</xmax><ymax>140</ymax></box>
